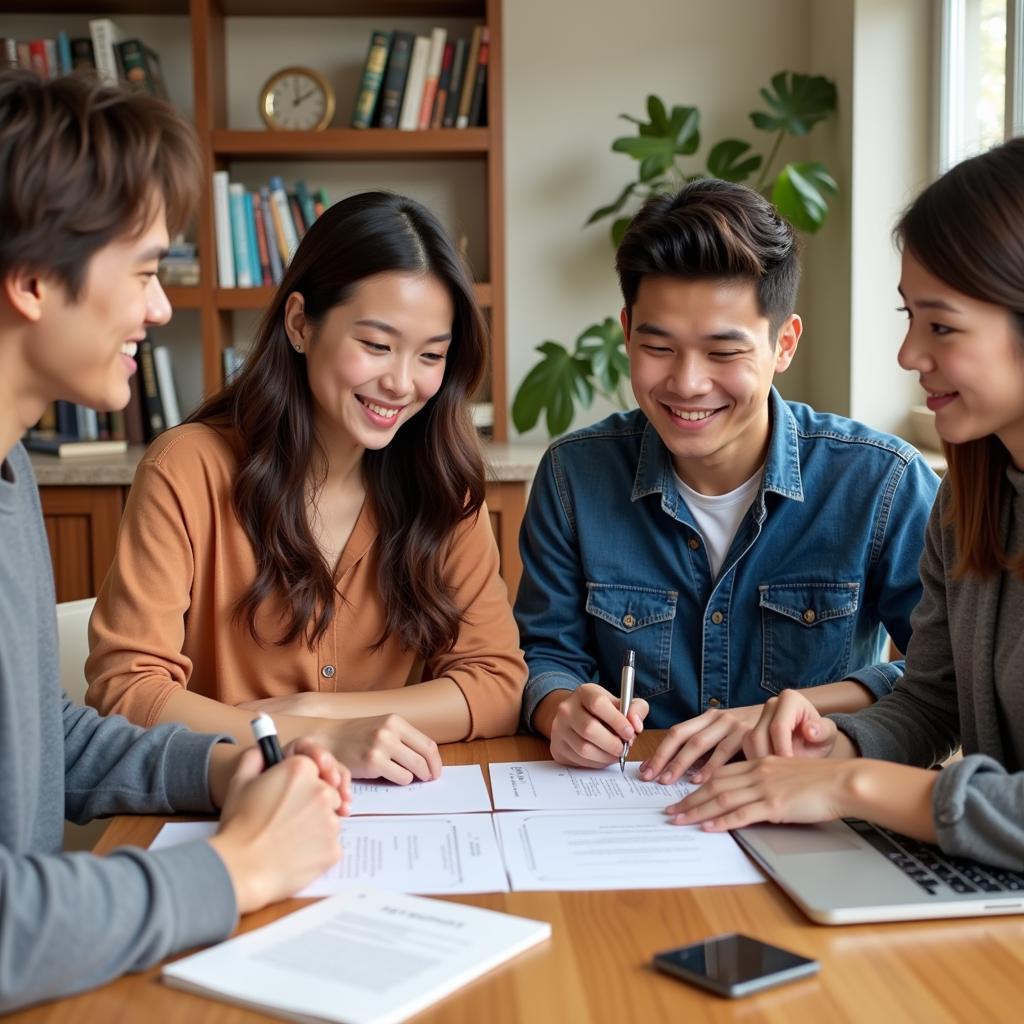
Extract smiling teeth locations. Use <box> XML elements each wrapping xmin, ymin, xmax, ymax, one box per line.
<box><xmin>363</xmin><ymin>399</ymin><xmax>399</xmax><ymax>419</ymax></box>
<box><xmin>121</xmin><ymin>342</ymin><xmax>138</xmax><ymax>357</ymax></box>
<box><xmin>670</xmin><ymin>408</ymin><xmax>716</xmax><ymax>421</ymax></box>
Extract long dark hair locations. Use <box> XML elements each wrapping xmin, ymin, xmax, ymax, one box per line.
<box><xmin>189</xmin><ymin>191</ymin><xmax>487</xmax><ymax>654</ymax></box>
<box><xmin>896</xmin><ymin>136</ymin><xmax>1024</xmax><ymax>579</ymax></box>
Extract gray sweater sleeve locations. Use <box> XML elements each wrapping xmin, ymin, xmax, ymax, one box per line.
<box><xmin>0</xmin><ymin>699</ymin><xmax>238</xmax><ymax>1013</ymax></box>
<box><xmin>830</xmin><ymin>492</ymin><xmax>962</xmax><ymax>766</ymax></box>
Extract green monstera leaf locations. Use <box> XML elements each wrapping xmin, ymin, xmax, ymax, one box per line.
<box><xmin>706</xmin><ymin>139</ymin><xmax>762</xmax><ymax>183</ymax></box>
<box><xmin>575</xmin><ymin>318</ymin><xmax>628</xmax><ymax>395</ymax></box>
<box><xmin>772</xmin><ymin>161</ymin><xmax>838</xmax><ymax>232</ymax></box>
<box><xmin>511</xmin><ymin>341</ymin><xmax>594</xmax><ymax>436</ymax></box>
<box><xmin>750</xmin><ymin>72</ymin><xmax>837</xmax><ymax>136</ymax></box>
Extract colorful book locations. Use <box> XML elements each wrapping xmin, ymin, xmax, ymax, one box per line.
<box><xmin>243</xmin><ymin>191</ymin><xmax>262</xmax><ymax>287</ymax></box>
<box><xmin>212</xmin><ymin>171</ymin><xmax>235</xmax><ymax>288</ymax></box>
<box><xmin>251</xmin><ymin>191</ymin><xmax>273</xmax><ymax>287</ymax></box>
<box><xmin>55</xmin><ymin>401</ymin><xmax>79</xmax><ymax>438</ymax></box>
<box><xmin>137</xmin><ymin>338</ymin><xmax>166</xmax><ymax>438</ymax></box>
<box><xmin>377</xmin><ymin>31</ymin><xmax>413</xmax><ymax>129</ymax></box>
<box><xmin>351</xmin><ymin>29</ymin><xmax>391</xmax><ymax>129</ymax></box>
<box><xmin>430</xmin><ymin>42</ymin><xmax>455</xmax><ymax>129</ymax></box>
<box><xmin>468</xmin><ymin>27</ymin><xmax>489</xmax><ymax>127</ymax></box>
<box><xmin>398</xmin><ymin>35</ymin><xmax>431</xmax><ymax>131</ymax></box>
<box><xmin>27</xmin><ymin>40</ymin><xmax>49</xmax><ymax>79</ymax></box>
<box><xmin>115</xmin><ymin>40</ymin><xmax>168</xmax><ymax>99</ymax></box>
<box><xmin>152</xmin><ymin>345</ymin><xmax>181</xmax><ymax>427</ymax></box>
<box><xmin>314</xmin><ymin>188</ymin><xmax>329</xmax><ymax>218</ymax></box>
<box><xmin>69</xmin><ymin>37</ymin><xmax>95</xmax><ymax>70</ymax></box>
<box><xmin>88</xmin><ymin>18</ymin><xmax>124</xmax><ymax>85</ymax></box>
<box><xmin>56</xmin><ymin>31</ymin><xmax>72</xmax><ymax>75</ymax></box>
<box><xmin>228</xmin><ymin>182</ymin><xmax>253</xmax><ymax>288</ymax></box>
<box><xmin>43</xmin><ymin>39</ymin><xmax>58</xmax><ymax>79</ymax></box>
<box><xmin>294</xmin><ymin>180</ymin><xmax>316</xmax><ymax>231</ymax></box>
<box><xmin>418</xmin><ymin>27</ymin><xmax>447</xmax><ymax>130</ymax></box>
<box><xmin>268</xmin><ymin>176</ymin><xmax>299</xmax><ymax>263</ymax></box>
<box><xmin>258</xmin><ymin>186</ymin><xmax>283</xmax><ymax>285</ymax></box>
<box><xmin>0</xmin><ymin>39</ymin><xmax>17</xmax><ymax>69</ymax></box>
<box><xmin>288</xmin><ymin>193</ymin><xmax>306</xmax><ymax>241</ymax></box>
<box><xmin>456</xmin><ymin>26</ymin><xmax>483</xmax><ymax>129</ymax></box>
<box><xmin>442</xmin><ymin>38</ymin><xmax>468</xmax><ymax>128</ymax></box>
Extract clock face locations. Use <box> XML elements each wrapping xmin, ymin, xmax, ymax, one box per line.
<box><xmin>261</xmin><ymin>68</ymin><xmax>334</xmax><ymax>131</ymax></box>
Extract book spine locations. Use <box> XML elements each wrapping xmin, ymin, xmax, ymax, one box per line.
<box><xmin>43</xmin><ymin>39</ymin><xmax>58</xmax><ymax>79</ymax></box>
<box><xmin>228</xmin><ymin>182</ymin><xmax>253</xmax><ymax>287</ymax></box>
<box><xmin>430</xmin><ymin>42</ymin><xmax>454</xmax><ymax>129</ymax></box>
<box><xmin>152</xmin><ymin>345</ymin><xmax>181</xmax><ymax>427</ymax></box>
<box><xmin>69</xmin><ymin>38</ymin><xmax>95</xmax><ymax>70</ymax></box>
<box><xmin>212</xmin><ymin>171</ymin><xmax>235</xmax><ymax>288</ymax></box>
<box><xmin>456</xmin><ymin>27</ymin><xmax>483</xmax><ymax>129</ymax></box>
<box><xmin>398</xmin><ymin>36</ymin><xmax>431</xmax><ymax>131</ymax></box>
<box><xmin>56</xmin><ymin>32</ymin><xmax>72</xmax><ymax>75</ymax></box>
<box><xmin>251</xmin><ymin>191</ymin><xmax>273</xmax><ymax>287</ymax></box>
<box><xmin>243</xmin><ymin>191</ymin><xmax>262</xmax><ymax>287</ymax></box>
<box><xmin>442</xmin><ymin>39</ymin><xmax>468</xmax><ymax>128</ymax></box>
<box><xmin>351</xmin><ymin>29</ymin><xmax>391</xmax><ymax>129</ymax></box>
<box><xmin>288</xmin><ymin>193</ymin><xmax>306</xmax><ymax>242</ymax></box>
<box><xmin>1</xmin><ymin>39</ymin><xmax>17</xmax><ymax>69</ymax></box>
<box><xmin>314</xmin><ymin>188</ymin><xmax>328</xmax><ymax>218</ymax></box>
<box><xmin>55</xmin><ymin>401</ymin><xmax>78</xmax><ymax>438</ymax></box>
<box><xmin>116</xmin><ymin>39</ymin><xmax>153</xmax><ymax>94</ymax></box>
<box><xmin>123</xmin><ymin>375</ymin><xmax>146</xmax><ymax>445</ymax></box>
<box><xmin>259</xmin><ymin>186</ymin><xmax>283</xmax><ymax>284</ymax></box>
<box><xmin>294</xmin><ymin>180</ymin><xmax>317</xmax><ymax>230</ymax></box>
<box><xmin>377</xmin><ymin>31</ymin><xmax>413</xmax><ymax>129</ymax></box>
<box><xmin>15</xmin><ymin>42</ymin><xmax>30</xmax><ymax>70</ymax></box>
<box><xmin>80</xmin><ymin>406</ymin><xmax>99</xmax><ymax>441</ymax></box>
<box><xmin>468</xmin><ymin>28</ymin><xmax>489</xmax><ymax>128</ymax></box>
<box><xmin>137</xmin><ymin>339</ymin><xmax>166</xmax><ymax>439</ymax></box>
<box><xmin>27</xmin><ymin>40</ymin><xmax>48</xmax><ymax>78</ymax></box>
<box><xmin>269</xmin><ymin>177</ymin><xmax>299</xmax><ymax>263</ymax></box>
<box><xmin>418</xmin><ymin>27</ymin><xmax>447</xmax><ymax>130</ymax></box>
<box><xmin>88</xmin><ymin>18</ymin><xmax>122</xmax><ymax>85</ymax></box>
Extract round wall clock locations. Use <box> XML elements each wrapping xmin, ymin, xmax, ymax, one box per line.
<box><xmin>259</xmin><ymin>66</ymin><xmax>335</xmax><ymax>132</ymax></box>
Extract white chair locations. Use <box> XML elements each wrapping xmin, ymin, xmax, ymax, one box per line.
<box><xmin>56</xmin><ymin>598</ymin><xmax>107</xmax><ymax>851</ymax></box>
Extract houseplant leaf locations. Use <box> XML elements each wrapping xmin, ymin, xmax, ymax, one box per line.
<box><xmin>611</xmin><ymin>215</ymin><xmax>632</xmax><ymax>247</ymax></box>
<box><xmin>668</xmin><ymin>105</ymin><xmax>700</xmax><ymax>154</ymax></box>
<box><xmin>511</xmin><ymin>341</ymin><xmax>594</xmax><ymax>435</ymax></box>
<box><xmin>771</xmin><ymin>161</ymin><xmax>838</xmax><ymax>232</ymax></box>
<box><xmin>750</xmin><ymin>72</ymin><xmax>836</xmax><ymax>136</ymax></box>
<box><xmin>585</xmin><ymin>181</ymin><xmax>638</xmax><ymax>225</ymax></box>
<box><xmin>706</xmin><ymin>139</ymin><xmax>763</xmax><ymax>182</ymax></box>
<box><xmin>575</xmin><ymin>318</ymin><xmax>628</xmax><ymax>394</ymax></box>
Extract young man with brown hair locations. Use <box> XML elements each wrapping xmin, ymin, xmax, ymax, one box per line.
<box><xmin>0</xmin><ymin>69</ymin><xmax>350</xmax><ymax>1012</ymax></box>
<box><xmin>516</xmin><ymin>179</ymin><xmax>940</xmax><ymax>783</ymax></box>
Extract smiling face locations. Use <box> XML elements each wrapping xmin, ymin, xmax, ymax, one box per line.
<box><xmin>289</xmin><ymin>271</ymin><xmax>453</xmax><ymax>455</ymax></box>
<box><xmin>17</xmin><ymin>203</ymin><xmax>171</xmax><ymax>414</ymax></box>
<box><xmin>623</xmin><ymin>275</ymin><xmax>800</xmax><ymax>494</ymax></box>
<box><xmin>898</xmin><ymin>249</ymin><xmax>1024</xmax><ymax>465</ymax></box>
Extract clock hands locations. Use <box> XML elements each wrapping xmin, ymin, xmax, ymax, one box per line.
<box><xmin>292</xmin><ymin>90</ymin><xmax>318</xmax><ymax>107</ymax></box>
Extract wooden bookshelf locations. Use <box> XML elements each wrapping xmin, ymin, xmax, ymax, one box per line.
<box><xmin>11</xmin><ymin>0</ymin><xmax>508</xmax><ymax>439</ymax></box>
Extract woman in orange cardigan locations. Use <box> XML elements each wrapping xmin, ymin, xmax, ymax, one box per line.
<box><xmin>86</xmin><ymin>192</ymin><xmax>526</xmax><ymax>784</ymax></box>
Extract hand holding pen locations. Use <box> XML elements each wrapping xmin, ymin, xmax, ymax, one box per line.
<box><xmin>619</xmin><ymin>649</ymin><xmax>636</xmax><ymax>772</ymax></box>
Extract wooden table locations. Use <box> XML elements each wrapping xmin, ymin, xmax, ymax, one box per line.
<box><xmin>11</xmin><ymin>732</ymin><xmax>1024</xmax><ymax>1023</ymax></box>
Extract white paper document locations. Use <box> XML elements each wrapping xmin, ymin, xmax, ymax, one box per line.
<box><xmin>162</xmin><ymin>888</ymin><xmax>551</xmax><ymax>1024</ymax></box>
<box><xmin>349</xmin><ymin>764</ymin><xmax>492</xmax><ymax>815</ymax></box>
<box><xmin>489</xmin><ymin>760</ymin><xmax>696</xmax><ymax>810</ymax></box>
<box><xmin>151</xmin><ymin>813</ymin><xmax>510</xmax><ymax>896</ymax></box>
<box><xmin>494</xmin><ymin>809</ymin><xmax>765</xmax><ymax>891</ymax></box>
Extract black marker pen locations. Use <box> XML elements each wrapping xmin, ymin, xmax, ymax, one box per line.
<box><xmin>251</xmin><ymin>712</ymin><xmax>284</xmax><ymax>770</ymax></box>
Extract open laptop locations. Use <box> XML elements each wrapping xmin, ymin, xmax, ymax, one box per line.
<box><xmin>733</xmin><ymin>818</ymin><xmax>1024</xmax><ymax>924</ymax></box>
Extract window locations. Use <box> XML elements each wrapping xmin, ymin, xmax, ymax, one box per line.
<box><xmin>938</xmin><ymin>0</ymin><xmax>1023</xmax><ymax>169</ymax></box>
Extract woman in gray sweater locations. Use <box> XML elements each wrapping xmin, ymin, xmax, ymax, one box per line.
<box><xmin>664</xmin><ymin>137</ymin><xmax>1024</xmax><ymax>871</ymax></box>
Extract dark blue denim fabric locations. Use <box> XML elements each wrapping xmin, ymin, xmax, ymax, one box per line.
<box><xmin>516</xmin><ymin>389</ymin><xmax>941</xmax><ymax>730</ymax></box>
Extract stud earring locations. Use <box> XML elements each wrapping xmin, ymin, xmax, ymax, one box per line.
<box><xmin>293</xmin><ymin>344</ymin><xmax>302</xmax><ymax>353</ymax></box>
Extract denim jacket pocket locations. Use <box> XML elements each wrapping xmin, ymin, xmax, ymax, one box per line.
<box><xmin>585</xmin><ymin>583</ymin><xmax>677</xmax><ymax>699</ymax></box>
<box><xmin>758</xmin><ymin>582</ymin><xmax>859</xmax><ymax>695</ymax></box>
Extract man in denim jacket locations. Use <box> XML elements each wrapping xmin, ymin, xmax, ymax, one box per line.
<box><xmin>515</xmin><ymin>179</ymin><xmax>939</xmax><ymax>784</ymax></box>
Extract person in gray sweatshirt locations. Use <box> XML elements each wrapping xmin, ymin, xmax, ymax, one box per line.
<box><xmin>0</xmin><ymin>69</ymin><xmax>352</xmax><ymax>1012</ymax></box>
<box><xmin>661</xmin><ymin>136</ymin><xmax>1024</xmax><ymax>872</ymax></box>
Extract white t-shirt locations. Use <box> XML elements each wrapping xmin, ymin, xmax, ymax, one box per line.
<box><xmin>673</xmin><ymin>467</ymin><xmax>764</xmax><ymax>578</ymax></box>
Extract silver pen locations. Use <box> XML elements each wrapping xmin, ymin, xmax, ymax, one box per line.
<box><xmin>619</xmin><ymin>649</ymin><xmax>636</xmax><ymax>773</ymax></box>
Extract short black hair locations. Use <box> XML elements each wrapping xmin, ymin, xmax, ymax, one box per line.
<box><xmin>615</xmin><ymin>178</ymin><xmax>801</xmax><ymax>335</ymax></box>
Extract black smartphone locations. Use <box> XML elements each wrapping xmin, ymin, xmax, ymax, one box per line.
<box><xmin>652</xmin><ymin>933</ymin><xmax>820</xmax><ymax>998</ymax></box>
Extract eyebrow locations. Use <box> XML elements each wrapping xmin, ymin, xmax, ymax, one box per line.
<box><xmin>896</xmin><ymin>287</ymin><xmax>962</xmax><ymax>314</ymax></box>
<box><xmin>633</xmin><ymin>321</ymin><xmax>753</xmax><ymax>343</ymax></box>
<box><xmin>355</xmin><ymin>318</ymin><xmax>451</xmax><ymax>343</ymax></box>
<box><xmin>138</xmin><ymin>245</ymin><xmax>169</xmax><ymax>263</ymax></box>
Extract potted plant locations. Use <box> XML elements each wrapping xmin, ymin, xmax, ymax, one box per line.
<box><xmin>512</xmin><ymin>72</ymin><xmax>838</xmax><ymax>437</ymax></box>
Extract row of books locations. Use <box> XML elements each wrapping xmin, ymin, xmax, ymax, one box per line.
<box><xmin>2</xmin><ymin>18</ymin><xmax>167</xmax><ymax>97</ymax></box>
<box><xmin>26</xmin><ymin>340</ymin><xmax>181</xmax><ymax>457</ymax></box>
<box><xmin>351</xmin><ymin>25</ymin><xmax>489</xmax><ymax>131</ymax></box>
<box><xmin>213</xmin><ymin>174</ymin><xmax>328</xmax><ymax>289</ymax></box>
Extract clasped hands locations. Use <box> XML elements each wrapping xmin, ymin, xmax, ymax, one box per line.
<box><xmin>546</xmin><ymin>683</ymin><xmax>854</xmax><ymax>831</ymax></box>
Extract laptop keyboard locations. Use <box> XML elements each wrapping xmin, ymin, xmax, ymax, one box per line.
<box><xmin>843</xmin><ymin>819</ymin><xmax>1024</xmax><ymax>897</ymax></box>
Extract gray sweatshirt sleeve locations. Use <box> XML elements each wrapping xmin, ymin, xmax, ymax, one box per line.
<box><xmin>931</xmin><ymin>755</ymin><xmax>1024</xmax><ymax>871</ymax></box>
<box><xmin>0</xmin><ymin>699</ymin><xmax>238</xmax><ymax>1013</ymax></box>
<box><xmin>830</xmin><ymin>490</ymin><xmax>962</xmax><ymax>766</ymax></box>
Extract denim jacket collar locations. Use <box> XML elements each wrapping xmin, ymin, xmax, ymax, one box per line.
<box><xmin>630</xmin><ymin>387</ymin><xmax>805</xmax><ymax>512</ymax></box>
